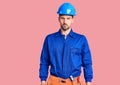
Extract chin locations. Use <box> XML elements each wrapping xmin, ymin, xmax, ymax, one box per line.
<box><xmin>62</xmin><ymin>27</ymin><xmax>70</xmax><ymax>31</ymax></box>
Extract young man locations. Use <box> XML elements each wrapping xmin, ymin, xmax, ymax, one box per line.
<box><xmin>39</xmin><ymin>2</ymin><xmax>93</xmax><ymax>85</ymax></box>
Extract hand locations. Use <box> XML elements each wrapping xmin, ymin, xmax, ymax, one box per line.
<box><xmin>77</xmin><ymin>82</ymin><xmax>82</xmax><ymax>85</ymax></box>
<box><xmin>41</xmin><ymin>81</ymin><xmax>47</xmax><ymax>85</ymax></box>
<box><xmin>86</xmin><ymin>82</ymin><xmax>91</xmax><ymax>85</ymax></box>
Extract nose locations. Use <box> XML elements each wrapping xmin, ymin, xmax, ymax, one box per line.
<box><xmin>64</xmin><ymin>19</ymin><xmax>67</xmax><ymax>24</ymax></box>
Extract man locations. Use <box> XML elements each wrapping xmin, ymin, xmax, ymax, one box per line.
<box><xmin>39</xmin><ymin>2</ymin><xmax>93</xmax><ymax>85</ymax></box>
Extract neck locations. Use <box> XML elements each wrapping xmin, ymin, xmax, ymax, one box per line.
<box><xmin>61</xmin><ymin>28</ymin><xmax>71</xmax><ymax>36</ymax></box>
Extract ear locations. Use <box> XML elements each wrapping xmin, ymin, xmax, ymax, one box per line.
<box><xmin>58</xmin><ymin>16</ymin><xmax>60</xmax><ymax>22</ymax></box>
<box><xmin>72</xmin><ymin>18</ymin><xmax>74</xmax><ymax>23</ymax></box>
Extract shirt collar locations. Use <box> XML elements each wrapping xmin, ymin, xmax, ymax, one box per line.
<box><xmin>55</xmin><ymin>29</ymin><xmax>75</xmax><ymax>38</ymax></box>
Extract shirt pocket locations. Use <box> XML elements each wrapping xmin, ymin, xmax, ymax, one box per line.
<box><xmin>71</xmin><ymin>48</ymin><xmax>81</xmax><ymax>55</ymax></box>
<box><xmin>70</xmin><ymin>48</ymin><xmax>82</xmax><ymax>67</ymax></box>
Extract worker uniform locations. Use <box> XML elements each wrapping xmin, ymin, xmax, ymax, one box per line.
<box><xmin>39</xmin><ymin>29</ymin><xmax>93</xmax><ymax>84</ymax></box>
<box><xmin>39</xmin><ymin>2</ymin><xmax>93</xmax><ymax>85</ymax></box>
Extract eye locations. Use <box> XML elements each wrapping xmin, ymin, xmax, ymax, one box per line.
<box><xmin>67</xmin><ymin>17</ymin><xmax>71</xmax><ymax>20</ymax></box>
<box><xmin>60</xmin><ymin>17</ymin><xmax>65</xmax><ymax>20</ymax></box>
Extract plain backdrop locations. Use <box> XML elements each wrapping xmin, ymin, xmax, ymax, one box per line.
<box><xmin>0</xmin><ymin>0</ymin><xmax>120</xmax><ymax>85</ymax></box>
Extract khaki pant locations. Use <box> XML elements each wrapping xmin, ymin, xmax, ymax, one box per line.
<box><xmin>47</xmin><ymin>75</ymin><xmax>78</xmax><ymax>85</ymax></box>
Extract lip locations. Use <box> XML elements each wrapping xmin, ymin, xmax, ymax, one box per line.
<box><xmin>63</xmin><ymin>24</ymin><xmax>67</xmax><ymax>26</ymax></box>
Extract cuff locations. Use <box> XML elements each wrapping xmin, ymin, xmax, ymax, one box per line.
<box><xmin>40</xmin><ymin>76</ymin><xmax>47</xmax><ymax>81</ymax></box>
<box><xmin>85</xmin><ymin>78</ymin><xmax>92</xmax><ymax>82</ymax></box>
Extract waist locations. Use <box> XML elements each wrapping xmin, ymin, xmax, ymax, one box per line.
<box><xmin>50</xmin><ymin>71</ymin><xmax>81</xmax><ymax>79</ymax></box>
<box><xmin>49</xmin><ymin>75</ymin><xmax>78</xmax><ymax>83</ymax></box>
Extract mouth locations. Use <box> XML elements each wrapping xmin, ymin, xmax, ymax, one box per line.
<box><xmin>63</xmin><ymin>24</ymin><xmax>67</xmax><ymax>26</ymax></box>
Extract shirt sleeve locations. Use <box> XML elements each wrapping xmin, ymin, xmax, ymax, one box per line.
<box><xmin>39</xmin><ymin>36</ymin><xmax>50</xmax><ymax>81</ymax></box>
<box><xmin>81</xmin><ymin>35</ymin><xmax>93</xmax><ymax>82</ymax></box>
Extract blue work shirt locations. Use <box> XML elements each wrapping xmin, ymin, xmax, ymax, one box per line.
<box><xmin>39</xmin><ymin>29</ymin><xmax>93</xmax><ymax>82</ymax></box>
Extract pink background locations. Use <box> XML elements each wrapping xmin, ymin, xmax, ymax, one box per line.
<box><xmin>0</xmin><ymin>0</ymin><xmax>120</xmax><ymax>85</ymax></box>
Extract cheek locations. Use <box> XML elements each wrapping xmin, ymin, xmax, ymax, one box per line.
<box><xmin>60</xmin><ymin>21</ymin><xmax>64</xmax><ymax>25</ymax></box>
<box><xmin>59</xmin><ymin>20</ymin><xmax>64</xmax><ymax>24</ymax></box>
<box><xmin>68</xmin><ymin>20</ymin><xmax>73</xmax><ymax>25</ymax></box>
<box><xmin>59</xmin><ymin>21</ymin><xmax>62</xmax><ymax>25</ymax></box>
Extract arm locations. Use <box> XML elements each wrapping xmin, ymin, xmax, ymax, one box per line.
<box><xmin>39</xmin><ymin>36</ymin><xmax>50</xmax><ymax>83</ymax></box>
<box><xmin>81</xmin><ymin>35</ymin><xmax>93</xmax><ymax>84</ymax></box>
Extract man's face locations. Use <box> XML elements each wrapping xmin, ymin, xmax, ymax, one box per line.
<box><xmin>59</xmin><ymin>15</ymin><xmax>74</xmax><ymax>31</ymax></box>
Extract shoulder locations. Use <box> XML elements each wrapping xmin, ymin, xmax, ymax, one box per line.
<box><xmin>72</xmin><ymin>31</ymin><xmax>89</xmax><ymax>43</ymax></box>
<box><xmin>72</xmin><ymin>31</ymin><xmax>86</xmax><ymax>39</ymax></box>
<box><xmin>45</xmin><ymin>31</ymin><xmax>58</xmax><ymax>39</ymax></box>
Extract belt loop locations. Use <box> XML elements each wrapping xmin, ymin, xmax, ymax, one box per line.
<box><xmin>60</xmin><ymin>80</ymin><xmax>66</xmax><ymax>83</ymax></box>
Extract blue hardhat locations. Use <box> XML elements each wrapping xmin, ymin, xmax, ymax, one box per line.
<box><xmin>57</xmin><ymin>2</ymin><xmax>76</xmax><ymax>16</ymax></box>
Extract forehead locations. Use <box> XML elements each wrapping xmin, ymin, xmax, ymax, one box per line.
<box><xmin>59</xmin><ymin>15</ymin><xmax>73</xmax><ymax>18</ymax></box>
